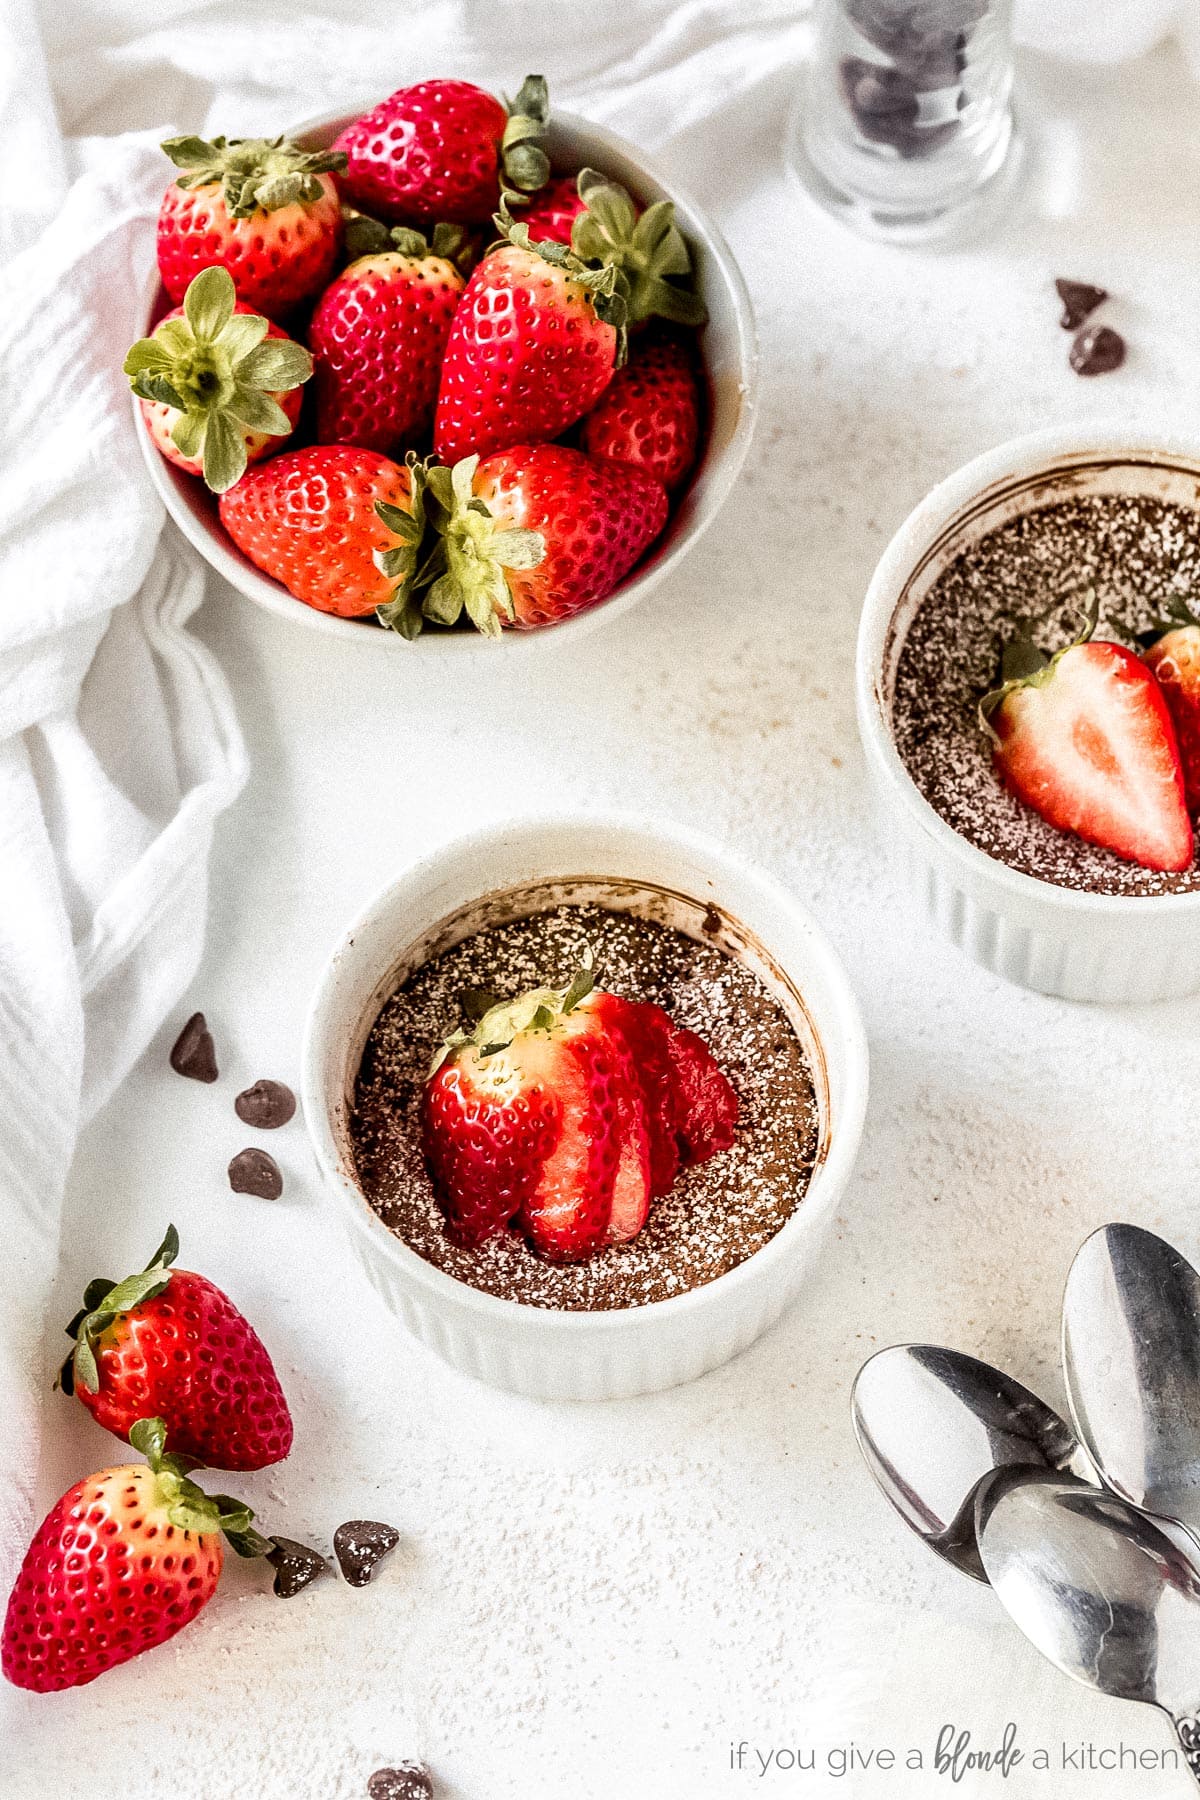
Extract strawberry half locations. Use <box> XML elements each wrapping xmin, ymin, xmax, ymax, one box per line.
<box><xmin>981</xmin><ymin>604</ymin><xmax>1193</xmax><ymax>872</ymax></box>
<box><xmin>308</xmin><ymin>224</ymin><xmax>470</xmax><ymax>454</ymax></box>
<box><xmin>413</xmin><ymin>448</ymin><xmax>668</xmax><ymax>637</ymax></box>
<box><xmin>219</xmin><ymin>444</ymin><xmax>426</xmax><ymax>622</ymax></box>
<box><xmin>125</xmin><ymin>267</ymin><xmax>312</xmax><ymax>493</ymax></box>
<box><xmin>581</xmin><ymin>328</ymin><xmax>702</xmax><ymax>492</ymax></box>
<box><xmin>157</xmin><ymin>133</ymin><xmax>345</xmax><ymax>316</ymax></box>
<box><xmin>1143</xmin><ymin>602</ymin><xmax>1200</xmax><ymax>813</ymax></box>
<box><xmin>2</xmin><ymin>1418</ymin><xmax>270</xmax><ymax>1692</ymax></box>
<box><xmin>334</xmin><ymin>76</ymin><xmax>551</xmax><ymax>226</ymax></box>
<box><xmin>60</xmin><ymin>1226</ymin><xmax>293</xmax><ymax>1471</ymax></box>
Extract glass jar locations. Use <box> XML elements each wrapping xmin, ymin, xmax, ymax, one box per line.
<box><xmin>787</xmin><ymin>0</ymin><xmax>1021</xmax><ymax>242</ymax></box>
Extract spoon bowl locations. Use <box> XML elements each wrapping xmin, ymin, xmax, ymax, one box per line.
<box><xmin>1063</xmin><ymin>1223</ymin><xmax>1200</xmax><ymax>1539</ymax></box>
<box><xmin>976</xmin><ymin>1470</ymin><xmax>1200</xmax><ymax>1783</ymax></box>
<box><xmin>852</xmin><ymin>1344</ymin><xmax>1088</xmax><ymax>1582</ymax></box>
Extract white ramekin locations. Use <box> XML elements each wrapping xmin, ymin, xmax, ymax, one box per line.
<box><xmin>136</xmin><ymin>107</ymin><xmax>758</xmax><ymax>659</ymax></box>
<box><xmin>856</xmin><ymin>424</ymin><xmax>1200</xmax><ymax>1005</ymax></box>
<box><xmin>301</xmin><ymin>815</ymin><xmax>868</xmax><ymax>1401</ymax></box>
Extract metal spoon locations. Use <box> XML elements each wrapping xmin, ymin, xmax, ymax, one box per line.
<box><xmin>1063</xmin><ymin>1223</ymin><xmax>1200</xmax><ymax>1553</ymax></box>
<box><xmin>977</xmin><ymin>1470</ymin><xmax>1200</xmax><ymax>1787</ymax></box>
<box><xmin>852</xmin><ymin>1344</ymin><xmax>1090</xmax><ymax>1582</ymax></box>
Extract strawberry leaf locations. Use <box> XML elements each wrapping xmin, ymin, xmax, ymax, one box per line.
<box><xmin>501</xmin><ymin>74</ymin><xmax>551</xmax><ymax>195</ymax></box>
<box><xmin>184</xmin><ymin>265</ymin><xmax>236</xmax><ymax>343</ymax></box>
<box><xmin>202</xmin><ymin>409</ymin><xmax>248</xmax><ymax>492</ymax></box>
<box><xmin>228</xmin><ymin>387</ymin><xmax>294</xmax><ymax>436</ymax></box>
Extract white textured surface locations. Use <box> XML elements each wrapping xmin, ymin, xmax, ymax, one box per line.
<box><xmin>13</xmin><ymin>27</ymin><xmax>1200</xmax><ymax>1800</ymax></box>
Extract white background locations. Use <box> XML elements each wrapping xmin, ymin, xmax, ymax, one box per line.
<box><xmin>11</xmin><ymin>14</ymin><xmax>1200</xmax><ymax>1800</ymax></box>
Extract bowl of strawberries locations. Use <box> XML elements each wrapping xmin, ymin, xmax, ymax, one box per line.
<box><xmin>130</xmin><ymin>76</ymin><xmax>757</xmax><ymax>651</ymax></box>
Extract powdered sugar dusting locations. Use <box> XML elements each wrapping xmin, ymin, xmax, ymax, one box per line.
<box><xmin>892</xmin><ymin>493</ymin><xmax>1200</xmax><ymax>895</ymax></box>
<box><xmin>350</xmin><ymin>904</ymin><xmax>819</xmax><ymax>1309</ymax></box>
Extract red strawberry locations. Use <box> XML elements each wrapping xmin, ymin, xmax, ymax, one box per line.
<box><xmin>433</xmin><ymin>241</ymin><xmax>620</xmax><ymax>465</ymax></box>
<box><xmin>157</xmin><ymin>134</ymin><xmax>345</xmax><ymax>315</ymax></box>
<box><xmin>587</xmin><ymin>992</ymin><xmax>680</xmax><ymax>1198</ymax></box>
<box><xmin>422</xmin><ymin>1051</ymin><xmax>560</xmax><ymax>1249</ymax></box>
<box><xmin>518</xmin><ymin>174</ymin><xmax>587</xmax><ymax>245</ymax></box>
<box><xmin>581</xmin><ymin>330</ymin><xmax>702</xmax><ymax>492</ymax></box>
<box><xmin>2</xmin><ymin>1418</ymin><xmax>264</xmax><ymax>1692</ymax></box>
<box><xmin>125</xmin><ymin>267</ymin><xmax>312</xmax><ymax>493</ymax></box>
<box><xmin>335</xmin><ymin>76</ymin><xmax>550</xmax><ymax>226</ymax></box>
<box><xmin>1144</xmin><ymin>616</ymin><xmax>1200</xmax><ymax>812</ymax></box>
<box><xmin>589</xmin><ymin>992</ymin><xmax>738</xmax><ymax>1186</ymax></box>
<box><xmin>659</xmin><ymin>1018</ymin><xmax>739</xmax><ymax>1160</ymax></box>
<box><xmin>61</xmin><ymin>1226</ymin><xmax>292</xmax><ymax>1471</ymax></box>
<box><xmin>518</xmin><ymin>1016</ymin><xmax>637</xmax><ymax>1262</ymax></box>
<box><xmin>416</xmin><ymin>447</ymin><xmax>668</xmax><ymax>637</ymax></box>
<box><xmin>308</xmin><ymin>225</ymin><xmax>468</xmax><ymax>453</ymax></box>
<box><xmin>423</xmin><ymin>958</ymin><xmax>652</xmax><ymax>1262</ymax></box>
<box><xmin>983</xmin><ymin>608</ymin><xmax>1193</xmax><ymax>872</ymax></box>
<box><xmin>219</xmin><ymin>445</ymin><xmax>426</xmax><ymax>625</ymax></box>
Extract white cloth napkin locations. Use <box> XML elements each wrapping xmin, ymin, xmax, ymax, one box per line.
<box><xmin>0</xmin><ymin>4</ymin><xmax>246</xmax><ymax>1621</ymax></box>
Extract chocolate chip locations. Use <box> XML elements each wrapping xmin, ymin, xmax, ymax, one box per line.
<box><xmin>334</xmin><ymin>1519</ymin><xmax>400</xmax><ymax>1588</ymax></box>
<box><xmin>1069</xmin><ymin>324</ymin><xmax>1125</xmax><ymax>377</ymax></box>
<box><xmin>228</xmin><ymin>1147</ymin><xmax>283</xmax><ymax>1199</ymax></box>
<box><xmin>235</xmin><ymin>1079</ymin><xmax>296</xmax><ymax>1130</ymax></box>
<box><xmin>170</xmin><ymin>1012</ymin><xmax>218</xmax><ymax>1083</ymax></box>
<box><xmin>367</xmin><ymin>1768</ymin><xmax>432</xmax><ymax>1800</ymax></box>
<box><xmin>1055</xmin><ymin>278</ymin><xmax>1107</xmax><ymax>330</ymax></box>
<box><xmin>267</xmin><ymin>1536</ymin><xmax>328</xmax><ymax>1599</ymax></box>
<box><xmin>701</xmin><ymin>905</ymin><xmax>722</xmax><ymax>935</ymax></box>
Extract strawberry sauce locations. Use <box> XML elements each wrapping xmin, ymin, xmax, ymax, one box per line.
<box><xmin>350</xmin><ymin>904</ymin><xmax>819</xmax><ymax>1310</ymax></box>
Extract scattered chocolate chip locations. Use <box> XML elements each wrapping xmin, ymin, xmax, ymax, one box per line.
<box><xmin>170</xmin><ymin>1012</ymin><xmax>218</xmax><ymax>1083</ymax></box>
<box><xmin>235</xmin><ymin>1078</ymin><xmax>297</xmax><ymax>1130</ymax></box>
<box><xmin>701</xmin><ymin>905</ymin><xmax>722</xmax><ymax>935</ymax></box>
<box><xmin>1069</xmin><ymin>323</ymin><xmax>1125</xmax><ymax>377</ymax></box>
<box><xmin>267</xmin><ymin>1536</ymin><xmax>328</xmax><ymax>1599</ymax></box>
<box><xmin>1055</xmin><ymin>277</ymin><xmax>1107</xmax><ymax>331</ymax></box>
<box><xmin>368</xmin><ymin>1767</ymin><xmax>432</xmax><ymax>1800</ymax></box>
<box><xmin>334</xmin><ymin>1519</ymin><xmax>400</xmax><ymax>1588</ymax></box>
<box><xmin>228</xmin><ymin>1147</ymin><xmax>283</xmax><ymax>1199</ymax></box>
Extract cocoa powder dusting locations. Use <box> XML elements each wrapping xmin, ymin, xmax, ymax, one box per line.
<box><xmin>892</xmin><ymin>492</ymin><xmax>1200</xmax><ymax>896</ymax></box>
<box><xmin>350</xmin><ymin>904</ymin><xmax>819</xmax><ymax>1310</ymax></box>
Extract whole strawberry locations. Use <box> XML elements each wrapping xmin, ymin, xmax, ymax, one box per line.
<box><xmin>1143</xmin><ymin>602</ymin><xmax>1200</xmax><ymax>812</ymax></box>
<box><xmin>125</xmin><ymin>267</ymin><xmax>312</xmax><ymax>493</ymax></box>
<box><xmin>415</xmin><ymin>447</ymin><xmax>668</xmax><ymax>636</ymax></box>
<box><xmin>309</xmin><ymin>224</ymin><xmax>469</xmax><ymax>453</ymax></box>
<box><xmin>60</xmin><ymin>1225</ymin><xmax>292</xmax><ymax>1471</ymax></box>
<box><xmin>219</xmin><ymin>445</ymin><xmax>426</xmax><ymax>625</ymax></box>
<box><xmin>518</xmin><ymin>174</ymin><xmax>587</xmax><ymax>245</ymax></box>
<box><xmin>335</xmin><ymin>76</ymin><xmax>550</xmax><ymax>226</ymax></box>
<box><xmin>581</xmin><ymin>329</ymin><xmax>702</xmax><ymax>491</ymax></box>
<box><xmin>157</xmin><ymin>133</ymin><xmax>346</xmax><ymax>315</ymax></box>
<box><xmin>433</xmin><ymin>234</ymin><xmax>620</xmax><ymax>465</ymax></box>
<box><xmin>2</xmin><ymin>1418</ymin><xmax>265</xmax><ymax>1692</ymax></box>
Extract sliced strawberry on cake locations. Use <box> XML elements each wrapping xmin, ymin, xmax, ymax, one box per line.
<box><xmin>422</xmin><ymin>954</ymin><xmax>739</xmax><ymax>1266</ymax></box>
<box><xmin>1142</xmin><ymin>600</ymin><xmax>1200</xmax><ymax>814</ymax></box>
<box><xmin>981</xmin><ymin>602</ymin><xmax>1193</xmax><ymax>872</ymax></box>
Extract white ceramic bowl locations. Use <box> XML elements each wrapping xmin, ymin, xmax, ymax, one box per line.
<box><xmin>135</xmin><ymin>107</ymin><xmax>758</xmax><ymax>657</ymax></box>
<box><xmin>301</xmin><ymin>815</ymin><xmax>868</xmax><ymax>1401</ymax></box>
<box><xmin>857</xmin><ymin>423</ymin><xmax>1200</xmax><ymax>1005</ymax></box>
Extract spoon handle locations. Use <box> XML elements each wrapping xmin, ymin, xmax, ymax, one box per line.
<box><xmin>1167</xmin><ymin>1714</ymin><xmax>1200</xmax><ymax>1789</ymax></box>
